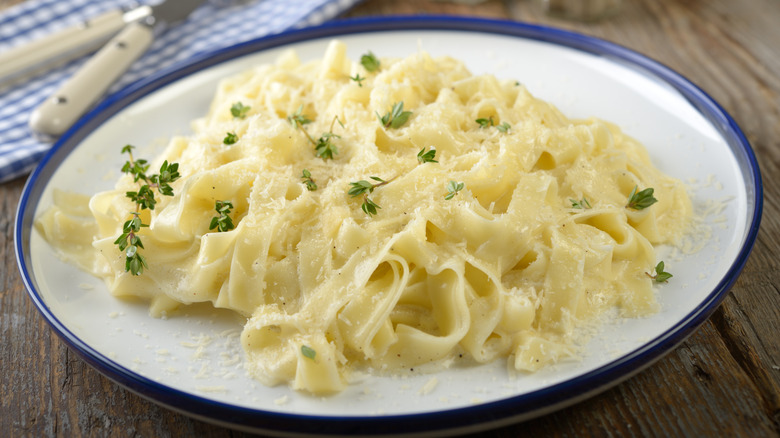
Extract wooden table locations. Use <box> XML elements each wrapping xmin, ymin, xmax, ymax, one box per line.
<box><xmin>2</xmin><ymin>0</ymin><xmax>778</xmax><ymax>436</ymax></box>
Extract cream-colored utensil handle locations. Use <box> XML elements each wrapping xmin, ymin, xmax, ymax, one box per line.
<box><xmin>0</xmin><ymin>9</ymin><xmax>126</xmax><ymax>85</ymax></box>
<box><xmin>29</xmin><ymin>22</ymin><xmax>154</xmax><ymax>138</ymax></box>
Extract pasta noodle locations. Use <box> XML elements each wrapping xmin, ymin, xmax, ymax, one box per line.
<box><xmin>36</xmin><ymin>40</ymin><xmax>692</xmax><ymax>394</ymax></box>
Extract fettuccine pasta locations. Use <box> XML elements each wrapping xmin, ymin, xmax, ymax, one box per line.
<box><xmin>36</xmin><ymin>40</ymin><xmax>692</xmax><ymax>394</ymax></box>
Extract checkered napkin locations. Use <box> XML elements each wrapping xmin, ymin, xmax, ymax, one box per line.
<box><xmin>0</xmin><ymin>0</ymin><xmax>360</xmax><ymax>183</ymax></box>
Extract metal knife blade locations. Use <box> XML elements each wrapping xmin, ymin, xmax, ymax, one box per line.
<box><xmin>29</xmin><ymin>0</ymin><xmax>208</xmax><ymax>138</ymax></box>
<box><xmin>147</xmin><ymin>0</ymin><xmax>208</xmax><ymax>31</ymax></box>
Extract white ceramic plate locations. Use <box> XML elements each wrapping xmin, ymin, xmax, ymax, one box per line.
<box><xmin>16</xmin><ymin>17</ymin><xmax>762</xmax><ymax>437</ymax></box>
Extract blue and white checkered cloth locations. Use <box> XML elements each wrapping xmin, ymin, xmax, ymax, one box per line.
<box><xmin>0</xmin><ymin>0</ymin><xmax>360</xmax><ymax>183</ymax></box>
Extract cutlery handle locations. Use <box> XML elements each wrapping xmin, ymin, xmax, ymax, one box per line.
<box><xmin>29</xmin><ymin>22</ymin><xmax>154</xmax><ymax>138</ymax></box>
<box><xmin>0</xmin><ymin>9</ymin><xmax>126</xmax><ymax>85</ymax></box>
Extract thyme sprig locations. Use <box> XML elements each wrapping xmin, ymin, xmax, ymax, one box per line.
<box><xmin>114</xmin><ymin>212</ymin><xmax>148</xmax><ymax>275</ymax></box>
<box><xmin>570</xmin><ymin>197</ymin><xmax>592</xmax><ymax>209</ymax></box>
<box><xmin>315</xmin><ymin>131</ymin><xmax>340</xmax><ymax>160</ymax></box>
<box><xmin>350</xmin><ymin>73</ymin><xmax>366</xmax><ymax>86</ymax></box>
<box><xmin>417</xmin><ymin>147</ymin><xmax>438</xmax><ymax>164</ymax></box>
<box><xmin>301</xmin><ymin>345</ymin><xmax>316</xmax><ymax>360</ymax></box>
<box><xmin>209</xmin><ymin>200</ymin><xmax>235</xmax><ymax>232</ymax></box>
<box><xmin>230</xmin><ymin>102</ymin><xmax>251</xmax><ymax>119</ymax></box>
<box><xmin>476</xmin><ymin>116</ymin><xmax>495</xmax><ymax>129</ymax></box>
<box><xmin>378</xmin><ymin>101</ymin><xmax>412</xmax><ymax>129</ymax></box>
<box><xmin>288</xmin><ymin>106</ymin><xmax>342</xmax><ymax>160</ymax></box>
<box><xmin>445</xmin><ymin>180</ymin><xmax>465</xmax><ymax>200</ymax></box>
<box><xmin>223</xmin><ymin>131</ymin><xmax>238</xmax><ymax>145</ymax></box>
<box><xmin>646</xmin><ymin>261</ymin><xmax>673</xmax><ymax>283</ymax></box>
<box><xmin>287</xmin><ymin>105</ymin><xmax>313</xmax><ymax>128</ymax></box>
<box><xmin>626</xmin><ymin>185</ymin><xmax>658</xmax><ymax>210</ymax></box>
<box><xmin>360</xmin><ymin>52</ymin><xmax>380</xmax><ymax>72</ymax></box>
<box><xmin>115</xmin><ymin>145</ymin><xmax>180</xmax><ymax>275</ymax></box>
<box><xmin>476</xmin><ymin>117</ymin><xmax>510</xmax><ymax>132</ymax></box>
<box><xmin>301</xmin><ymin>169</ymin><xmax>317</xmax><ymax>191</ymax></box>
<box><xmin>348</xmin><ymin>176</ymin><xmax>390</xmax><ymax>216</ymax></box>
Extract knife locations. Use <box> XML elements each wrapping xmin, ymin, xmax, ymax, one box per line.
<box><xmin>0</xmin><ymin>3</ymin><xmax>153</xmax><ymax>87</ymax></box>
<box><xmin>29</xmin><ymin>0</ymin><xmax>207</xmax><ymax>138</ymax></box>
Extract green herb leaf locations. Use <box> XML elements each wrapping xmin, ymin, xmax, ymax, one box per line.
<box><xmin>314</xmin><ymin>132</ymin><xmax>339</xmax><ymax>160</ymax></box>
<box><xmin>348</xmin><ymin>179</ymin><xmax>377</xmax><ymax>197</ymax></box>
<box><xmin>361</xmin><ymin>197</ymin><xmax>381</xmax><ymax>216</ymax></box>
<box><xmin>230</xmin><ymin>102</ymin><xmax>250</xmax><ymax>119</ymax></box>
<box><xmin>626</xmin><ymin>185</ymin><xmax>658</xmax><ymax>210</ymax></box>
<box><xmin>476</xmin><ymin>117</ymin><xmax>510</xmax><ymax>132</ymax></box>
<box><xmin>350</xmin><ymin>73</ymin><xmax>366</xmax><ymax>86</ymax></box>
<box><xmin>301</xmin><ymin>345</ymin><xmax>316</xmax><ymax>360</ymax></box>
<box><xmin>417</xmin><ymin>147</ymin><xmax>438</xmax><ymax>164</ymax></box>
<box><xmin>476</xmin><ymin>117</ymin><xmax>494</xmax><ymax>129</ymax></box>
<box><xmin>120</xmin><ymin>145</ymin><xmax>149</xmax><ymax>183</ymax></box>
<box><xmin>209</xmin><ymin>200</ymin><xmax>236</xmax><ymax>232</ymax></box>
<box><xmin>378</xmin><ymin>101</ymin><xmax>412</xmax><ymax>129</ymax></box>
<box><xmin>223</xmin><ymin>131</ymin><xmax>238</xmax><ymax>145</ymax></box>
<box><xmin>360</xmin><ymin>52</ymin><xmax>380</xmax><ymax>72</ymax></box>
<box><xmin>570</xmin><ymin>197</ymin><xmax>592</xmax><ymax>209</ymax></box>
<box><xmin>445</xmin><ymin>180</ymin><xmax>465</xmax><ymax>200</ymax></box>
<box><xmin>301</xmin><ymin>169</ymin><xmax>317</xmax><ymax>191</ymax></box>
<box><xmin>348</xmin><ymin>177</ymin><xmax>391</xmax><ymax>216</ymax></box>
<box><xmin>151</xmin><ymin>160</ymin><xmax>180</xmax><ymax>198</ymax></box>
<box><xmin>647</xmin><ymin>261</ymin><xmax>673</xmax><ymax>283</ymax></box>
<box><xmin>287</xmin><ymin>105</ymin><xmax>312</xmax><ymax>128</ymax></box>
<box><xmin>125</xmin><ymin>251</ymin><xmax>148</xmax><ymax>276</ymax></box>
<box><xmin>126</xmin><ymin>186</ymin><xmax>154</xmax><ymax>210</ymax></box>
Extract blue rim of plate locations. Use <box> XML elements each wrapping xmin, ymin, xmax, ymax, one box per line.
<box><xmin>15</xmin><ymin>15</ymin><xmax>763</xmax><ymax>437</ymax></box>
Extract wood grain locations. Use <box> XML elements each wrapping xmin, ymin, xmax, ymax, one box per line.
<box><xmin>2</xmin><ymin>0</ymin><xmax>778</xmax><ymax>436</ymax></box>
